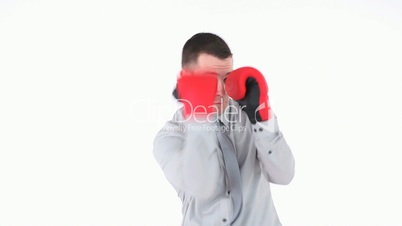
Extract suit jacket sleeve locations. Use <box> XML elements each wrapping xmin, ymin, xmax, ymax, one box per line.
<box><xmin>253</xmin><ymin>115</ymin><xmax>295</xmax><ymax>185</ymax></box>
<box><xmin>153</xmin><ymin>112</ymin><xmax>225</xmax><ymax>199</ymax></box>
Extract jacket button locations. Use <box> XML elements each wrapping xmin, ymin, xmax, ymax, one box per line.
<box><xmin>222</xmin><ymin>218</ymin><xmax>227</xmax><ymax>222</ymax></box>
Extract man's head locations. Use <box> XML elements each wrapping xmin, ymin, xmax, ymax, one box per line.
<box><xmin>181</xmin><ymin>32</ymin><xmax>233</xmax><ymax>115</ymax></box>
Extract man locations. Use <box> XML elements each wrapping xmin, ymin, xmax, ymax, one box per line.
<box><xmin>153</xmin><ymin>32</ymin><xmax>295</xmax><ymax>226</ymax></box>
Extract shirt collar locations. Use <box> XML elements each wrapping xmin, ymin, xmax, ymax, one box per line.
<box><xmin>218</xmin><ymin>99</ymin><xmax>237</xmax><ymax>128</ymax></box>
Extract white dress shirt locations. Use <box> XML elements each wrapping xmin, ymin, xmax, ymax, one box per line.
<box><xmin>153</xmin><ymin>100</ymin><xmax>295</xmax><ymax>226</ymax></box>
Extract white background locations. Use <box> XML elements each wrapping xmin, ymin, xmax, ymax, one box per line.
<box><xmin>1</xmin><ymin>0</ymin><xmax>402</xmax><ymax>225</ymax></box>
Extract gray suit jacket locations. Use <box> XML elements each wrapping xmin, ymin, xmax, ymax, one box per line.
<box><xmin>153</xmin><ymin>100</ymin><xmax>295</xmax><ymax>226</ymax></box>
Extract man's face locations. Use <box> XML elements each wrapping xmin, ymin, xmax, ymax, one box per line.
<box><xmin>186</xmin><ymin>53</ymin><xmax>233</xmax><ymax>115</ymax></box>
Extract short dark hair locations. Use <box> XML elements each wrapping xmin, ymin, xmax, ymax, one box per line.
<box><xmin>181</xmin><ymin>32</ymin><xmax>233</xmax><ymax>68</ymax></box>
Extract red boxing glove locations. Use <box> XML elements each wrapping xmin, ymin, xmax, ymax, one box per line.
<box><xmin>225</xmin><ymin>66</ymin><xmax>273</xmax><ymax>124</ymax></box>
<box><xmin>176</xmin><ymin>70</ymin><xmax>218</xmax><ymax>119</ymax></box>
